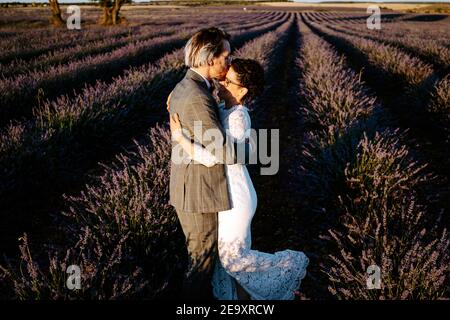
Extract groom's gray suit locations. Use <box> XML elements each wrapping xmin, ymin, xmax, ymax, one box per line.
<box><xmin>169</xmin><ymin>69</ymin><xmax>250</xmax><ymax>299</ymax></box>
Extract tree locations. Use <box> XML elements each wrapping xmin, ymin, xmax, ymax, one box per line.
<box><xmin>97</xmin><ymin>0</ymin><xmax>131</xmax><ymax>26</ymax></box>
<box><xmin>49</xmin><ymin>0</ymin><xmax>64</xmax><ymax>27</ymax></box>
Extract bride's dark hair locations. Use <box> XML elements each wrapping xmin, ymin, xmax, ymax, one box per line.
<box><xmin>231</xmin><ymin>58</ymin><xmax>265</xmax><ymax>104</ymax></box>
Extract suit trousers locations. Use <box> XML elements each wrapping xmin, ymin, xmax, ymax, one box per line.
<box><xmin>176</xmin><ymin>208</ymin><xmax>218</xmax><ymax>300</ymax></box>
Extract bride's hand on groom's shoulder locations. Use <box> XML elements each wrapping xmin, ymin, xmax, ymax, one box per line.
<box><xmin>166</xmin><ymin>91</ymin><xmax>173</xmax><ymax>113</ymax></box>
<box><xmin>170</xmin><ymin>113</ymin><xmax>181</xmax><ymax>130</ymax></box>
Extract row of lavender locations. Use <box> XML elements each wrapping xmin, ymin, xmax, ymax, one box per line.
<box><xmin>311</xmin><ymin>16</ymin><xmax>450</xmax><ymax>153</ymax></box>
<box><xmin>0</xmin><ymin>14</ymin><xmax>280</xmax><ymax>83</ymax></box>
<box><xmin>302</xmin><ymin>14</ymin><xmax>450</xmax><ymax>184</ymax></box>
<box><xmin>306</xmin><ymin>12</ymin><xmax>450</xmax><ymax>131</ymax></box>
<box><xmin>0</xmin><ymin>11</ymin><xmax>281</xmax><ymax>71</ymax></box>
<box><xmin>0</xmin><ymin>16</ymin><xmax>295</xmax><ymax>299</ymax></box>
<box><xmin>308</xmin><ymin>11</ymin><xmax>450</xmax><ymax>42</ymax></box>
<box><xmin>307</xmin><ymin>13</ymin><xmax>450</xmax><ymax>74</ymax></box>
<box><xmin>0</xmin><ymin>12</ymin><xmax>288</xmax><ymax>126</ymax></box>
<box><xmin>0</xmin><ymin>7</ymin><xmax>272</xmax><ymax>44</ymax></box>
<box><xmin>0</xmin><ymin>13</ymin><xmax>188</xmax><ymax>61</ymax></box>
<box><xmin>295</xmin><ymin>15</ymin><xmax>448</xmax><ymax>299</ymax></box>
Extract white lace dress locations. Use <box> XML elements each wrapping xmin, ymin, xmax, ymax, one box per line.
<box><xmin>188</xmin><ymin>102</ymin><xmax>309</xmax><ymax>300</ymax></box>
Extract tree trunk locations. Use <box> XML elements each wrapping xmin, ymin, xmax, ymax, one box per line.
<box><xmin>99</xmin><ymin>6</ymin><xmax>113</xmax><ymax>25</ymax></box>
<box><xmin>111</xmin><ymin>1</ymin><xmax>121</xmax><ymax>25</ymax></box>
<box><xmin>49</xmin><ymin>0</ymin><xmax>64</xmax><ymax>27</ymax></box>
<box><xmin>99</xmin><ymin>0</ymin><xmax>125</xmax><ymax>26</ymax></box>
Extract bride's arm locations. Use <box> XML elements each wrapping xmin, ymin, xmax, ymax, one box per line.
<box><xmin>170</xmin><ymin>113</ymin><xmax>218</xmax><ymax>167</ymax></box>
<box><xmin>228</xmin><ymin>108</ymin><xmax>256</xmax><ymax>158</ymax></box>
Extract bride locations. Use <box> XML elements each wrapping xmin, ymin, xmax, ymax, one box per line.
<box><xmin>168</xmin><ymin>58</ymin><xmax>309</xmax><ymax>300</ymax></box>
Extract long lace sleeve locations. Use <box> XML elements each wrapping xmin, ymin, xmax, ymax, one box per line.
<box><xmin>227</xmin><ymin>109</ymin><xmax>250</xmax><ymax>142</ymax></box>
<box><xmin>189</xmin><ymin>107</ymin><xmax>252</xmax><ymax>166</ymax></box>
<box><xmin>172</xmin><ymin>107</ymin><xmax>251</xmax><ymax>167</ymax></box>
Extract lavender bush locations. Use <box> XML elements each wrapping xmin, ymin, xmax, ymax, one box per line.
<box><xmin>296</xmin><ymin>19</ymin><xmax>449</xmax><ymax>300</ymax></box>
<box><xmin>0</xmin><ymin>231</ymin><xmax>147</xmax><ymax>300</ymax></box>
<box><xmin>296</xmin><ymin>32</ymin><xmax>376</xmax><ymax>136</ymax></box>
<box><xmin>427</xmin><ymin>75</ymin><xmax>450</xmax><ymax>140</ymax></box>
<box><xmin>302</xmin><ymin>14</ymin><xmax>449</xmax><ymax>184</ymax></box>
<box><xmin>296</xmin><ymin>20</ymin><xmax>379</xmax><ymax>214</ymax></box>
<box><xmin>0</xmin><ymin>125</ymin><xmax>181</xmax><ymax>299</ymax></box>
<box><xmin>326</xmin><ymin>131</ymin><xmax>449</xmax><ymax>300</ymax></box>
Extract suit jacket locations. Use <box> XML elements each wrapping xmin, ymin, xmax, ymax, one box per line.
<box><xmin>169</xmin><ymin>69</ymin><xmax>250</xmax><ymax>213</ymax></box>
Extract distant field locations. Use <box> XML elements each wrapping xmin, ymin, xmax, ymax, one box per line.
<box><xmin>260</xmin><ymin>2</ymin><xmax>450</xmax><ymax>13</ymax></box>
<box><xmin>0</xmin><ymin>5</ymin><xmax>448</xmax><ymax>300</ymax></box>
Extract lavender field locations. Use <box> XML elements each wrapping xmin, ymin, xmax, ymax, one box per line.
<box><xmin>0</xmin><ymin>4</ymin><xmax>449</xmax><ymax>300</ymax></box>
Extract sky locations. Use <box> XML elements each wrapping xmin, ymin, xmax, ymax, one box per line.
<box><xmin>0</xmin><ymin>0</ymin><xmax>447</xmax><ymax>3</ymax></box>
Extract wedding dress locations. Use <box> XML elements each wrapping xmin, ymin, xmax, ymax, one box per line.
<box><xmin>186</xmin><ymin>102</ymin><xmax>309</xmax><ymax>300</ymax></box>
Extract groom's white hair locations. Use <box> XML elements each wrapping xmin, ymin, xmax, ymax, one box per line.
<box><xmin>184</xmin><ymin>27</ymin><xmax>230</xmax><ymax>68</ymax></box>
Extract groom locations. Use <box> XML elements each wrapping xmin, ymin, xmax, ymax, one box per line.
<box><xmin>169</xmin><ymin>27</ymin><xmax>250</xmax><ymax>300</ymax></box>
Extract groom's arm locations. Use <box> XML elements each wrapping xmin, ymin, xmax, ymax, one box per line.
<box><xmin>185</xmin><ymin>95</ymin><xmax>250</xmax><ymax>165</ymax></box>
